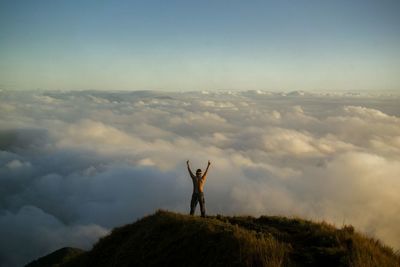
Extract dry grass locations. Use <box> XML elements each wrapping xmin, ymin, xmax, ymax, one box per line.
<box><xmin>60</xmin><ymin>210</ymin><xmax>400</xmax><ymax>267</ymax></box>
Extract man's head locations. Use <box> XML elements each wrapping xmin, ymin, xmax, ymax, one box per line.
<box><xmin>196</xmin><ymin>169</ymin><xmax>202</xmax><ymax>177</ymax></box>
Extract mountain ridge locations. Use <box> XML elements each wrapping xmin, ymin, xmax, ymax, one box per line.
<box><xmin>26</xmin><ymin>210</ymin><xmax>400</xmax><ymax>267</ymax></box>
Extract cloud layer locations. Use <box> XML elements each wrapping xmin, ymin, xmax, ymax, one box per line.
<box><xmin>1</xmin><ymin>89</ymin><xmax>399</xmax><ymax>266</ymax></box>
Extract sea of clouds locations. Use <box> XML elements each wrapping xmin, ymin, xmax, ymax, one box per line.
<box><xmin>0</xmin><ymin>89</ymin><xmax>399</xmax><ymax>266</ymax></box>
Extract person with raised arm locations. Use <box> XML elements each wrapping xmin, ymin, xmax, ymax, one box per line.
<box><xmin>186</xmin><ymin>160</ymin><xmax>211</xmax><ymax>217</ymax></box>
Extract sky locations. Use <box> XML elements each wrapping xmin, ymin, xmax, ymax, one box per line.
<box><xmin>1</xmin><ymin>90</ymin><xmax>400</xmax><ymax>266</ymax></box>
<box><xmin>0</xmin><ymin>0</ymin><xmax>399</xmax><ymax>91</ymax></box>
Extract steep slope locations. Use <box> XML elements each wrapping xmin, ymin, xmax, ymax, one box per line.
<box><xmin>29</xmin><ymin>210</ymin><xmax>400</xmax><ymax>267</ymax></box>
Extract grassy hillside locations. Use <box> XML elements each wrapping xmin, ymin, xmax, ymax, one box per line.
<box><xmin>30</xmin><ymin>210</ymin><xmax>400</xmax><ymax>267</ymax></box>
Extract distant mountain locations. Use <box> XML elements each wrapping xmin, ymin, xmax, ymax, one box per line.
<box><xmin>27</xmin><ymin>210</ymin><xmax>400</xmax><ymax>267</ymax></box>
<box><xmin>287</xmin><ymin>91</ymin><xmax>307</xmax><ymax>96</ymax></box>
<box><xmin>25</xmin><ymin>247</ymin><xmax>84</xmax><ymax>267</ymax></box>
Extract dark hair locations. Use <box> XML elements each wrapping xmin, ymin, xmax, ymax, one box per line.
<box><xmin>196</xmin><ymin>169</ymin><xmax>202</xmax><ymax>173</ymax></box>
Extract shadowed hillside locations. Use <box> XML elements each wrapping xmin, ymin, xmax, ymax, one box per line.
<box><xmin>27</xmin><ymin>210</ymin><xmax>400</xmax><ymax>267</ymax></box>
<box><xmin>25</xmin><ymin>247</ymin><xmax>84</xmax><ymax>267</ymax></box>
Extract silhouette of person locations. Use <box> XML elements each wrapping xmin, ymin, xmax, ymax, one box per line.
<box><xmin>187</xmin><ymin>160</ymin><xmax>211</xmax><ymax>217</ymax></box>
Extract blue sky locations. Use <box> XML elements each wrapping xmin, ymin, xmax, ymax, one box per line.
<box><xmin>0</xmin><ymin>0</ymin><xmax>399</xmax><ymax>91</ymax></box>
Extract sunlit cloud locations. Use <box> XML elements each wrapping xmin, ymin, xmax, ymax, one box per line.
<box><xmin>0</xmin><ymin>90</ymin><xmax>399</xmax><ymax>266</ymax></box>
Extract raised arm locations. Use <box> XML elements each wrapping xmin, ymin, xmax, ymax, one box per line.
<box><xmin>202</xmin><ymin>160</ymin><xmax>211</xmax><ymax>181</ymax></box>
<box><xmin>187</xmin><ymin>160</ymin><xmax>195</xmax><ymax>178</ymax></box>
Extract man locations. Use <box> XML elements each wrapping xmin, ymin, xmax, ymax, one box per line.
<box><xmin>186</xmin><ymin>160</ymin><xmax>211</xmax><ymax>217</ymax></box>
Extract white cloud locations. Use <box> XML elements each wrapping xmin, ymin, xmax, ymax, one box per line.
<box><xmin>344</xmin><ymin>105</ymin><xmax>397</xmax><ymax>121</ymax></box>
<box><xmin>5</xmin><ymin>159</ymin><xmax>31</xmax><ymax>169</ymax></box>
<box><xmin>263</xmin><ymin>128</ymin><xmax>318</xmax><ymax>156</ymax></box>
<box><xmin>0</xmin><ymin>205</ymin><xmax>108</xmax><ymax>267</ymax></box>
<box><xmin>0</xmin><ymin>90</ymin><xmax>399</xmax><ymax>266</ymax></box>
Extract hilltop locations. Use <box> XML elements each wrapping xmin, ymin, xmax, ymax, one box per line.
<box><xmin>27</xmin><ymin>210</ymin><xmax>400</xmax><ymax>267</ymax></box>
